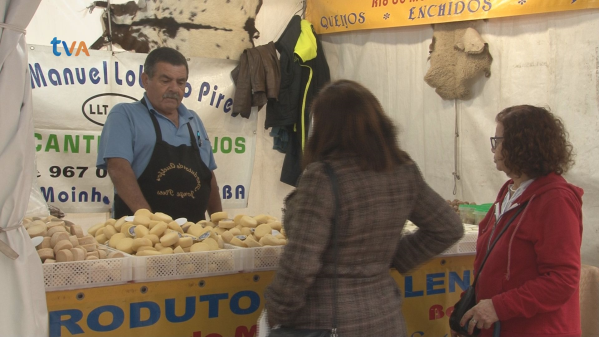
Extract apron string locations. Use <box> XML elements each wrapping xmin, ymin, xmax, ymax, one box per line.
<box><xmin>0</xmin><ymin>222</ymin><xmax>24</xmax><ymax>260</ymax></box>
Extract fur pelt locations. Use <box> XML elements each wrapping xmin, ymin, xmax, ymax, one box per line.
<box><xmin>424</xmin><ymin>21</ymin><xmax>493</xmax><ymax>100</ymax></box>
<box><xmin>90</xmin><ymin>0</ymin><xmax>263</xmax><ymax>60</ymax></box>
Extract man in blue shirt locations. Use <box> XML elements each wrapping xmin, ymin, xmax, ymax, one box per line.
<box><xmin>97</xmin><ymin>47</ymin><xmax>222</xmax><ymax>221</ymax></box>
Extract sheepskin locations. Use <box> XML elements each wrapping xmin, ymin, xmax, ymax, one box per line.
<box><xmin>424</xmin><ymin>21</ymin><xmax>493</xmax><ymax>100</ymax></box>
<box><xmin>90</xmin><ymin>0</ymin><xmax>263</xmax><ymax>60</ymax></box>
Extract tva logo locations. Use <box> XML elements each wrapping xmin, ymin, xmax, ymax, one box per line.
<box><xmin>50</xmin><ymin>37</ymin><xmax>90</xmax><ymax>57</ymax></box>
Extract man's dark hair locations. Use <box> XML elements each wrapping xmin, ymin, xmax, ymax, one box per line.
<box><xmin>143</xmin><ymin>47</ymin><xmax>189</xmax><ymax>78</ymax></box>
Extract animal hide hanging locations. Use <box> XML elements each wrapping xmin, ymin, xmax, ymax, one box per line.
<box><xmin>424</xmin><ymin>21</ymin><xmax>493</xmax><ymax>101</ymax></box>
<box><xmin>90</xmin><ymin>0</ymin><xmax>263</xmax><ymax>61</ymax></box>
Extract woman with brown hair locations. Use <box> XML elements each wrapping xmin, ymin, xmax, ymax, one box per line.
<box><xmin>453</xmin><ymin>105</ymin><xmax>583</xmax><ymax>337</ymax></box>
<box><xmin>264</xmin><ymin>79</ymin><xmax>464</xmax><ymax>336</ymax></box>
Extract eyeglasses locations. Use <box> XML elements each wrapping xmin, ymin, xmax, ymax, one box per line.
<box><xmin>490</xmin><ymin>137</ymin><xmax>504</xmax><ymax>150</ymax></box>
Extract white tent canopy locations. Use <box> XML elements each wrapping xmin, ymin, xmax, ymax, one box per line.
<box><xmin>24</xmin><ymin>0</ymin><xmax>599</xmax><ymax>269</ymax></box>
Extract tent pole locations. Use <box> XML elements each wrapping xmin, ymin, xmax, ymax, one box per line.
<box><xmin>452</xmin><ymin>99</ymin><xmax>461</xmax><ymax>196</ymax></box>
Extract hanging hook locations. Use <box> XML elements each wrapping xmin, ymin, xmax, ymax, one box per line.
<box><xmin>293</xmin><ymin>0</ymin><xmax>307</xmax><ymax>18</ymax></box>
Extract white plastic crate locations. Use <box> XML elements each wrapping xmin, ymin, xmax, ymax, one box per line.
<box><xmin>225</xmin><ymin>244</ymin><xmax>285</xmax><ymax>272</ymax></box>
<box><xmin>441</xmin><ymin>231</ymin><xmax>478</xmax><ymax>256</ymax></box>
<box><xmin>43</xmin><ymin>250</ymin><xmax>132</xmax><ymax>292</ymax></box>
<box><xmin>132</xmin><ymin>249</ymin><xmax>243</xmax><ymax>282</ymax></box>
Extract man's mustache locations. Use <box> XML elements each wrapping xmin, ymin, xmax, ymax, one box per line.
<box><xmin>163</xmin><ymin>92</ymin><xmax>180</xmax><ymax>100</ymax></box>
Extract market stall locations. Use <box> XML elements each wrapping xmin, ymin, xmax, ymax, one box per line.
<box><xmin>2</xmin><ymin>1</ymin><xmax>598</xmax><ymax>337</ymax></box>
<box><xmin>38</xmin><ymin>210</ymin><xmax>477</xmax><ymax>337</ymax></box>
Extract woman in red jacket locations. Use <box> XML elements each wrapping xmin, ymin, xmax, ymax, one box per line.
<box><xmin>454</xmin><ymin>105</ymin><xmax>583</xmax><ymax>337</ymax></box>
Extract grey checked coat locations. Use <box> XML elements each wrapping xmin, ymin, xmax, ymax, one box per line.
<box><xmin>264</xmin><ymin>157</ymin><xmax>464</xmax><ymax>337</ymax></box>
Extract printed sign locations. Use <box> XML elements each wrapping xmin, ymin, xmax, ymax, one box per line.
<box><xmin>29</xmin><ymin>45</ymin><xmax>257</xmax><ymax>212</ymax></box>
<box><xmin>306</xmin><ymin>0</ymin><xmax>599</xmax><ymax>34</ymax></box>
<box><xmin>46</xmin><ymin>256</ymin><xmax>475</xmax><ymax>337</ymax></box>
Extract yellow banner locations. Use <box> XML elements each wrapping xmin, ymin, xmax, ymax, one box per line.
<box><xmin>306</xmin><ymin>0</ymin><xmax>599</xmax><ymax>34</ymax></box>
<box><xmin>47</xmin><ymin>255</ymin><xmax>474</xmax><ymax>337</ymax></box>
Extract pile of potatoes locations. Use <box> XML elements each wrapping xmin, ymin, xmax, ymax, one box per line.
<box><xmin>25</xmin><ymin>216</ymin><xmax>125</xmax><ymax>264</ymax></box>
<box><xmin>446</xmin><ymin>199</ymin><xmax>476</xmax><ymax>214</ymax></box>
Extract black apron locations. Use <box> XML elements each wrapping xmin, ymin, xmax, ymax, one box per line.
<box><xmin>114</xmin><ymin>99</ymin><xmax>212</xmax><ymax>222</ymax></box>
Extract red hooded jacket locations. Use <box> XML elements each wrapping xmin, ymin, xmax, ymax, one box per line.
<box><xmin>474</xmin><ymin>173</ymin><xmax>583</xmax><ymax>337</ymax></box>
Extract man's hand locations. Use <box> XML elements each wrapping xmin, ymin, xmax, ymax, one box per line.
<box><xmin>107</xmin><ymin>158</ymin><xmax>151</xmax><ymax>213</ymax></box>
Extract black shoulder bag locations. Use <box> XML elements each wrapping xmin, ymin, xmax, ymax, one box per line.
<box><xmin>449</xmin><ymin>201</ymin><xmax>528</xmax><ymax>337</ymax></box>
<box><xmin>269</xmin><ymin>162</ymin><xmax>340</xmax><ymax>337</ymax></box>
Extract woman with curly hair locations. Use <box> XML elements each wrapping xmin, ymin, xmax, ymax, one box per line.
<box><xmin>453</xmin><ymin>105</ymin><xmax>583</xmax><ymax>337</ymax></box>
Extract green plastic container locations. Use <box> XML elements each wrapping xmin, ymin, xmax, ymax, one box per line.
<box><xmin>458</xmin><ymin>204</ymin><xmax>477</xmax><ymax>224</ymax></box>
<box><xmin>473</xmin><ymin>203</ymin><xmax>493</xmax><ymax>226</ymax></box>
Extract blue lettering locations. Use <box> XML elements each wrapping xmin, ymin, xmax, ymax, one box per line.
<box><xmin>139</xmin><ymin>65</ymin><xmax>145</xmax><ymax>88</ymax></box>
<box><xmin>61</xmin><ymin>41</ymin><xmax>72</xmax><ymax>56</ymax></box>
<box><xmin>90</xmin><ymin>67</ymin><xmax>100</xmax><ymax>84</ymax></box>
<box><xmin>114</xmin><ymin>61</ymin><xmax>123</xmax><ymax>85</ymax></box>
<box><xmin>320</xmin><ymin>17</ymin><xmax>329</xmax><ymax>29</ymax></box>
<box><xmin>199</xmin><ymin>293</ymin><xmax>229</xmax><ymax>318</ymax></box>
<box><xmin>75</xmin><ymin>68</ymin><xmax>86</xmax><ymax>84</ymax></box>
<box><xmin>468</xmin><ymin>0</ymin><xmax>480</xmax><ymax>13</ymax></box>
<box><xmin>198</xmin><ymin>82</ymin><xmax>210</xmax><ymax>102</ymax></box>
<box><xmin>438</xmin><ymin>3</ymin><xmax>447</xmax><ymax>16</ymax></box>
<box><xmin>165</xmin><ymin>297</ymin><xmax>196</xmax><ymax>323</ymax></box>
<box><xmin>230</xmin><ymin>291</ymin><xmax>260</xmax><ymax>315</ymax></box>
<box><xmin>418</xmin><ymin>6</ymin><xmax>426</xmax><ymax>19</ymax></box>
<box><xmin>455</xmin><ymin>1</ymin><xmax>466</xmax><ymax>14</ymax></box>
<box><xmin>50</xmin><ymin>37</ymin><xmax>62</xmax><ymax>56</ymax></box>
<box><xmin>103</xmin><ymin>61</ymin><xmax>108</xmax><ymax>84</ymax></box>
<box><xmin>405</xmin><ymin>276</ymin><xmax>424</xmax><ymax>297</ymax></box>
<box><xmin>449</xmin><ymin>270</ymin><xmax>471</xmax><ymax>292</ymax></box>
<box><xmin>224</xmin><ymin>98</ymin><xmax>233</xmax><ymax>113</ymax></box>
<box><xmin>427</xmin><ymin>272</ymin><xmax>446</xmax><ymax>295</ymax></box>
<box><xmin>58</xmin><ymin>191</ymin><xmax>69</xmax><ymax>202</ymax></box>
<box><xmin>41</xmin><ymin>186</ymin><xmax>55</xmax><ymax>203</ymax></box>
<box><xmin>91</xmin><ymin>187</ymin><xmax>102</xmax><ymax>202</ymax></box>
<box><xmin>87</xmin><ymin>305</ymin><xmax>124</xmax><ymax>332</ymax></box>
<box><xmin>185</xmin><ymin>83</ymin><xmax>192</xmax><ymax>98</ymax></box>
<box><xmin>49</xmin><ymin>309</ymin><xmax>84</xmax><ymax>337</ymax></box>
<box><xmin>358</xmin><ymin>12</ymin><xmax>366</xmax><ymax>23</ymax></box>
<box><xmin>482</xmin><ymin>0</ymin><xmax>492</xmax><ymax>11</ymax></box>
<box><xmin>223</xmin><ymin>185</ymin><xmax>233</xmax><ymax>199</ymax></box>
<box><xmin>63</xmin><ymin>69</ymin><xmax>74</xmax><ymax>85</ymax></box>
<box><xmin>29</xmin><ymin>63</ymin><xmax>47</xmax><ymax>88</ymax></box>
<box><xmin>348</xmin><ymin>13</ymin><xmax>357</xmax><ymax>24</ymax></box>
<box><xmin>427</xmin><ymin>5</ymin><xmax>437</xmax><ymax>17</ymax></box>
<box><xmin>210</xmin><ymin>85</ymin><xmax>218</xmax><ymax>105</ymax></box>
<box><xmin>235</xmin><ymin>185</ymin><xmax>245</xmax><ymax>199</ymax></box>
<box><xmin>216</xmin><ymin>93</ymin><xmax>225</xmax><ymax>108</ymax></box>
<box><xmin>130</xmin><ymin>301</ymin><xmax>160</xmax><ymax>328</ymax></box>
<box><xmin>49</xmin><ymin>69</ymin><xmax>62</xmax><ymax>86</ymax></box>
<box><xmin>408</xmin><ymin>7</ymin><xmax>416</xmax><ymax>20</ymax></box>
<box><xmin>79</xmin><ymin>191</ymin><xmax>88</xmax><ymax>202</ymax></box>
<box><xmin>126</xmin><ymin>70</ymin><xmax>135</xmax><ymax>86</ymax></box>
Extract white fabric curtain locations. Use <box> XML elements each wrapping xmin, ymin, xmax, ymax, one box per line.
<box><xmin>0</xmin><ymin>0</ymin><xmax>47</xmax><ymax>336</ymax></box>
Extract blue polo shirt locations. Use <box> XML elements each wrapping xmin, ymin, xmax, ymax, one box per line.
<box><xmin>96</xmin><ymin>94</ymin><xmax>216</xmax><ymax>178</ymax></box>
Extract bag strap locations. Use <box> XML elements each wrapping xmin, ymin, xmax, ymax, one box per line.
<box><xmin>323</xmin><ymin>162</ymin><xmax>339</xmax><ymax>337</ymax></box>
<box><xmin>472</xmin><ymin>201</ymin><xmax>529</xmax><ymax>287</ymax></box>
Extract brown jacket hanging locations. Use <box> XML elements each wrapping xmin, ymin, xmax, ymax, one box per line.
<box><xmin>231</xmin><ymin>42</ymin><xmax>281</xmax><ymax>118</ymax></box>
